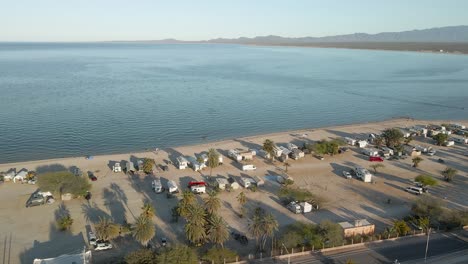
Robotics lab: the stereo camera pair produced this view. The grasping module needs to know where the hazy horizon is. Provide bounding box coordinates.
[2,0,468,42]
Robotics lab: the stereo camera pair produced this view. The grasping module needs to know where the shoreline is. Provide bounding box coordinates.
[1,117,465,169]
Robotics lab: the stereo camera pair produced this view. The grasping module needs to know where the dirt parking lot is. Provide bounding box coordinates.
[0,119,466,263]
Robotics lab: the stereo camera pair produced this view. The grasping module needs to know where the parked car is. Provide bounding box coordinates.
[342,171,352,179]
[405,186,423,195]
[88,172,97,181]
[89,232,97,247]
[94,241,112,251]
[369,156,384,162]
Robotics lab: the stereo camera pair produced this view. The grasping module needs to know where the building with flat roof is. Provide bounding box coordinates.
[339,219,375,238]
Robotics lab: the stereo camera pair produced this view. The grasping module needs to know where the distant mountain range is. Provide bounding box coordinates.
[205,26,468,44]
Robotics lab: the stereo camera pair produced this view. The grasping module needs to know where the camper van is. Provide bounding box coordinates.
[188,181,206,194]
[242,164,257,171]
[354,167,372,183]
[152,178,163,193]
[167,180,179,193]
[405,186,423,195]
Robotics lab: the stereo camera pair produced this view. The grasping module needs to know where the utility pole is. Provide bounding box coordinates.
[424,227,432,262]
[281,243,290,264]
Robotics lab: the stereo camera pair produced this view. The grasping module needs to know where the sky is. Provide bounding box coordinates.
[1,0,468,41]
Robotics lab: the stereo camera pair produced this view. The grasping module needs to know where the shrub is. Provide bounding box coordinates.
[38,171,91,197]
[125,249,157,264]
[203,247,237,264]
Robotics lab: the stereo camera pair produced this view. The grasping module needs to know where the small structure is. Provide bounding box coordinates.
[186,156,206,171]
[167,180,179,193]
[353,167,372,183]
[14,170,27,183]
[399,128,412,138]
[290,148,305,160]
[444,140,455,146]
[227,177,240,190]
[239,177,255,188]
[278,146,291,161]
[361,148,379,157]
[380,147,394,157]
[199,152,223,165]
[112,162,122,173]
[344,137,356,146]
[404,145,421,157]
[137,160,144,172]
[125,161,135,173]
[286,143,298,150]
[228,149,254,162]
[356,140,367,148]
[215,178,229,190]
[339,219,375,238]
[272,145,283,157]
[257,149,271,159]
[176,156,188,170]
[252,176,264,187]
[3,169,16,182]
[61,193,73,201]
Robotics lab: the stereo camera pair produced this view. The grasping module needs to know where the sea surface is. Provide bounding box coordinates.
[0,43,467,163]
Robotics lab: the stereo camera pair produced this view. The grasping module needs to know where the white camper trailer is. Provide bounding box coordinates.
[167,180,179,193]
[354,167,372,183]
[356,140,368,148]
[242,164,257,171]
[344,137,356,146]
[112,162,122,173]
[215,178,229,190]
[176,156,188,170]
[125,161,135,173]
[361,148,379,157]
[300,202,313,213]
[239,177,255,188]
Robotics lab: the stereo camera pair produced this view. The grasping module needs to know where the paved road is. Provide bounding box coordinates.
[254,231,468,264]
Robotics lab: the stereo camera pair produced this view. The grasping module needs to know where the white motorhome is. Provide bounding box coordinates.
[112,162,122,173]
[444,140,455,146]
[287,201,302,214]
[405,186,423,195]
[287,143,298,150]
[300,202,313,213]
[176,156,188,170]
[356,140,368,148]
[125,161,136,173]
[361,148,379,157]
[354,167,372,183]
[167,180,179,193]
[344,137,356,146]
[239,177,255,188]
[242,164,257,171]
[215,178,229,190]
[152,178,163,193]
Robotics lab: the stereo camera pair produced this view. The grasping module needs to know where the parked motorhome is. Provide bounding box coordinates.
[227,177,240,190]
[278,146,291,161]
[167,180,179,193]
[414,145,429,153]
[450,123,466,130]
[405,186,423,195]
[353,167,372,183]
[239,177,255,188]
[344,137,356,146]
[215,178,229,190]
[14,170,27,183]
[200,152,224,164]
[287,201,302,214]
[257,149,271,159]
[125,161,135,173]
[287,143,298,150]
[272,145,283,157]
[361,148,379,157]
[228,149,253,162]
[356,140,367,148]
[176,156,188,170]
[152,178,163,193]
[380,147,394,157]
[399,128,411,138]
[242,164,257,171]
[252,176,264,187]
[112,162,122,173]
[290,148,305,160]
[137,160,144,172]
[300,202,313,213]
[186,156,206,171]
[188,181,206,194]
[444,140,455,147]
[451,136,468,144]
[404,146,421,157]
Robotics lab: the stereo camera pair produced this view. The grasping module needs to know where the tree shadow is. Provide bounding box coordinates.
[81,202,112,224]
[36,164,68,174]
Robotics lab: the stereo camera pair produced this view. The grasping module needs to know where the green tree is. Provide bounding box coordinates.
[125,249,158,264]
[141,202,155,219]
[142,158,155,174]
[133,215,155,246]
[415,175,437,186]
[284,162,291,173]
[369,163,385,173]
[38,171,91,198]
[346,260,356,264]
[178,190,196,218]
[204,247,238,264]
[412,196,444,220]
[249,213,263,248]
[393,220,410,236]
[318,220,343,247]
[184,204,207,245]
[433,133,448,146]
[278,186,322,207]
[442,167,457,182]
[157,244,198,264]
[374,136,384,148]
[412,157,423,168]
[94,217,120,241]
[204,191,221,216]
[207,148,220,176]
[418,216,430,234]
[382,128,404,148]
[207,214,229,248]
[261,213,279,250]
[263,139,276,160]
[57,214,73,231]
[236,191,247,217]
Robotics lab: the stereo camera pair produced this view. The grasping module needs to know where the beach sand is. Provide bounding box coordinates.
[1,118,467,263]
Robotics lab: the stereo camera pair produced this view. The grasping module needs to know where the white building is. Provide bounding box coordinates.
[176,156,189,170]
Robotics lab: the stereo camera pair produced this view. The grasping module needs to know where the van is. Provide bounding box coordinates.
[405,186,423,195]
[242,164,256,171]
[152,178,163,193]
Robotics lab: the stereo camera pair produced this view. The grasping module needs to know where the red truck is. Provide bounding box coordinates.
[369,156,384,162]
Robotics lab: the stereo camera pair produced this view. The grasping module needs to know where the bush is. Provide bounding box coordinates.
[38,171,91,197]
[411,196,444,220]
[142,158,155,174]
[125,249,157,264]
[415,175,437,186]
[203,247,237,264]
[57,215,73,231]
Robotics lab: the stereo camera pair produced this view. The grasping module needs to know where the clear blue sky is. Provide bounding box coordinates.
[1,0,467,41]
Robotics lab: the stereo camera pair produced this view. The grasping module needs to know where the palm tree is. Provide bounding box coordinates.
[207,148,220,176]
[133,215,155,246]
[261,213,279,251]
[204,191,221,215]
[141,202,155,219]
[57,214,73,231]
[178,190,196,218]
[185,204,207,245]
[248,214,263,248]
[412,157,423,168]
[236,192,247,217]
[207,214,229,248]
[95,217,120,241]
[263,139,275,160]
[284,162,291,173]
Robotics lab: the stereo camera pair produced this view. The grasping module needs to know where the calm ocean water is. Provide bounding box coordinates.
[0,43,467,163]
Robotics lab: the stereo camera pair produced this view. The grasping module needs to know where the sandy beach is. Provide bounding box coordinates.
[1,118,467,263]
